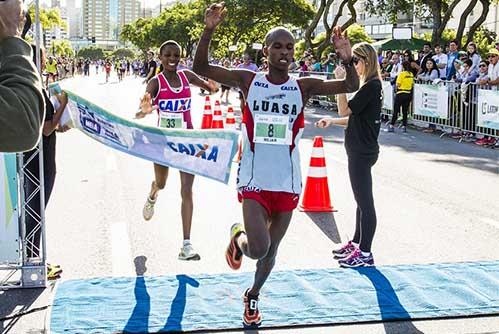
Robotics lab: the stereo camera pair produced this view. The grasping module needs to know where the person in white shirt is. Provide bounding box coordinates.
[432,44,447,79]
[480,49,499,91]
[389,53,402,79]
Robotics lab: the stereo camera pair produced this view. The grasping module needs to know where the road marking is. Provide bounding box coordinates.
[106,154,118,172]
[481,217,499,230]
[110,222,133,277]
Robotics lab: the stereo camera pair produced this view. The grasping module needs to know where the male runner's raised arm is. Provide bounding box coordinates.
[298,27,359,103]
[192,2,254,96]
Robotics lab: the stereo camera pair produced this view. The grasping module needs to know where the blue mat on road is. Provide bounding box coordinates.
[50,261,499,333]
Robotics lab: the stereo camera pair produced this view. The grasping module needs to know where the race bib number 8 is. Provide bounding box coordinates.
[160,112,185,129]
[253,114,292,145]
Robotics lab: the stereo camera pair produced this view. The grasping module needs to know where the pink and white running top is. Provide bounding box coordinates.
[153,70,193,129]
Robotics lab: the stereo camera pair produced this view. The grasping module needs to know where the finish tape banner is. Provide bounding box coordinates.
[477,89,499,130]
[413,84,448,119]
[50,84,239,184]
[0,153,19,263]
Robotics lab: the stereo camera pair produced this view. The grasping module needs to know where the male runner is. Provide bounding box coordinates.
[193,2,359,326]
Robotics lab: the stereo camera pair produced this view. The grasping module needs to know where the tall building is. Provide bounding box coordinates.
[67,0,83,38]
[83,0,111,41]
[82,0,140,42]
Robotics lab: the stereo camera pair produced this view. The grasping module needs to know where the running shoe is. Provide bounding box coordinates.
[142,196,156,221]
[47,263,63,280]
[332,241,356,259]
[338,249,374,268]
[387,125,394,133]
[225,223,244,270]
[402,126,407,133]
[243,288,262,327]
[178,244,201,261]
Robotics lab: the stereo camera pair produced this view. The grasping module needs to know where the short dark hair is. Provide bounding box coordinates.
[464,59,473,67]
[424,42,431,48]
[450,39,459,46]
[434,44,441,48]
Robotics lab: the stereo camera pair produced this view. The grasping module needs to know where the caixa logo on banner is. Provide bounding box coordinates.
[77,103,126,148]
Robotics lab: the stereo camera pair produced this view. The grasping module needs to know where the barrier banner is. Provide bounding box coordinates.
[382,80,393,111]
[413,84,448,119]
[51,85,239,184]
[0,153,19,263]
[477,89,499,130]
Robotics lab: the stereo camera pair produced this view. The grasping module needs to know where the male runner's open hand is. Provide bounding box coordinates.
[204,2,227,30]
[331,26,352,63]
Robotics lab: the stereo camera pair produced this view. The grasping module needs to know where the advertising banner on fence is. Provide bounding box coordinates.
[413,84,448,119]
[382,80,393,111]
[477,89,499,130]
[0,153,19,263]
[51,84,239,184]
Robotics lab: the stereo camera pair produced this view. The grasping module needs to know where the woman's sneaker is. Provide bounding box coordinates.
[142,196,156,221]
[332,241,356,259]
[178,244,201,261]
[243,289,262,327]
[338,249,374,268]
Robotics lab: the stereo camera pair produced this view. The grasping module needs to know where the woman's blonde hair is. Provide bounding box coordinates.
[352,42,381,84]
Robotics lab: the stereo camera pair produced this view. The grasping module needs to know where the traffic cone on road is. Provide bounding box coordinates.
[225,106,236,129]
[299,136,336,212]
[201,96,213,129]
[211,100,224,129]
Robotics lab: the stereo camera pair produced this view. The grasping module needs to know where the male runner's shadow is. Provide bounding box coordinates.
[123,255,200,333]
[355,267,424,334]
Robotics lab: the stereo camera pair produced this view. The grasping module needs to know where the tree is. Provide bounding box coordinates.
[49,40,74,57]
[468,27,497,57]
[299,24,372,59]
[112,48,136,59]
[364,0,462,45]
[77,46,105,60]
[304,0,359,58]
[28,5,67,31]
[121,0,315,59]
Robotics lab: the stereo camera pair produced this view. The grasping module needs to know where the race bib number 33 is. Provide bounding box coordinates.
[253,114,292,145]
[160,112,185,129]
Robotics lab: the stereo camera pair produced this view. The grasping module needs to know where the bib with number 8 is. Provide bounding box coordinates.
[159,112,185,129]
[253,113,292,145]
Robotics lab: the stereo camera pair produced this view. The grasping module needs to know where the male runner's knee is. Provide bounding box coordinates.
[248,243,270,260]
[155,180,166,189]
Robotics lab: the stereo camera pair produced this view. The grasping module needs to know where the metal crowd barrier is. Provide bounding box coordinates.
[382,78,498,140]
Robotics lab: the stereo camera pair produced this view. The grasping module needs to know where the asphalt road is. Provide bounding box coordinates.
[1,73,499,334]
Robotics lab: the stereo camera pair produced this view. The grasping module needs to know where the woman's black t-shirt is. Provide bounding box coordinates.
[345,79,382,156]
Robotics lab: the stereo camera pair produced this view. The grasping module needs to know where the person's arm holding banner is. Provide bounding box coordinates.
[43,92,68,136]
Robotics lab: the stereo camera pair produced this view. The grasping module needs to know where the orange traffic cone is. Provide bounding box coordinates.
[225,106,236,129]
[299,136,336,212]
[201,96,213,129]
[211,100,224,129]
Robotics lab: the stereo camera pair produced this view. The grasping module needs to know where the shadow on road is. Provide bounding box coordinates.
[161,275,200,332]
[306,212,342,244]
[355,267,424,334]
[123,256,150,334]
[0,287,46,333]
[123,256,200,333]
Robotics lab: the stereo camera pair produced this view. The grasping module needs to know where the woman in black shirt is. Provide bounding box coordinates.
[316,42,382,267]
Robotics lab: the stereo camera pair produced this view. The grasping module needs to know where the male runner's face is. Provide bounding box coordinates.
[160,45,181,72]
[265,32,295,71]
